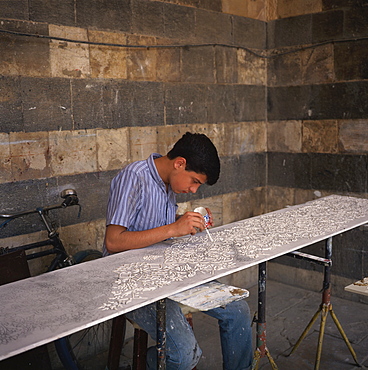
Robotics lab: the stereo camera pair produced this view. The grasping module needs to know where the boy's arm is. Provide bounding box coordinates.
[105,211,206,253]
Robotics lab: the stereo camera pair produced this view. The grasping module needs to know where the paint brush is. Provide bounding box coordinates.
[194,206,214,242]
[205,227,213,242]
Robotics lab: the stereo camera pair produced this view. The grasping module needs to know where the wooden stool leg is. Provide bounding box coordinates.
[133,328,148,370]
[107,315,127,370]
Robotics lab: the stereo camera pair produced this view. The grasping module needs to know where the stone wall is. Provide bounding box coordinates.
[266,0,368,299]
[0,0,367,296]
[0,0,267,275]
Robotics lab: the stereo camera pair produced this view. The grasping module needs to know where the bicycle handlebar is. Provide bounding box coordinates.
[0,190,79,220]
[61,194,79,208]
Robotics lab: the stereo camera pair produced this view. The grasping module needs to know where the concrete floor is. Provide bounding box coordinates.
[119,280,368,370]
[195,280,368,370]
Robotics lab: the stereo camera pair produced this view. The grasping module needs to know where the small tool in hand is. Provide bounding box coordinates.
[194,207,214,242]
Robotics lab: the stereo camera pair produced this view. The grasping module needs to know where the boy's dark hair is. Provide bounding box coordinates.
[167,132,220,185]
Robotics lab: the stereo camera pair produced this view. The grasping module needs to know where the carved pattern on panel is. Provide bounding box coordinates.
[100,196,368,310]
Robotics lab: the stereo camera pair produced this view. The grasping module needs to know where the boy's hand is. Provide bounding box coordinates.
[173,211,206,236]
[205,207,214,227]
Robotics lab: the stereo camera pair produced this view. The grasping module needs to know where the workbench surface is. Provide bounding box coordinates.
[1,195,368,360]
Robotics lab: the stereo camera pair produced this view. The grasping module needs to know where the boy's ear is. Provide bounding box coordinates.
[174,157,186,169]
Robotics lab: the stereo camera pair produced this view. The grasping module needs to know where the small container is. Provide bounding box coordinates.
[193,206,210,228]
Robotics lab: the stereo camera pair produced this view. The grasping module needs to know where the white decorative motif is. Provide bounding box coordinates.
[100,196,368,310]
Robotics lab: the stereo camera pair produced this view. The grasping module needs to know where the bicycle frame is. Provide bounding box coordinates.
[0,189,81,271]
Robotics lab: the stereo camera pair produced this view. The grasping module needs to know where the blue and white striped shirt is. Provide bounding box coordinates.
[103,153,178,255]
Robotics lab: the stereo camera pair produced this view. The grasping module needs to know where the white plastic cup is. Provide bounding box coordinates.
[193,206,210,228]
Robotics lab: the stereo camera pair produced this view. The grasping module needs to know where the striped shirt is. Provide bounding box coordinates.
[103,153,178,256]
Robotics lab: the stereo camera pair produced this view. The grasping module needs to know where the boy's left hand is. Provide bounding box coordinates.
[205,208,214,227]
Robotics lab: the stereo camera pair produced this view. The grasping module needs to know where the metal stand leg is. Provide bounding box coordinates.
[156,298,166,370]
[288,237,361,369]
[252,262,278,370]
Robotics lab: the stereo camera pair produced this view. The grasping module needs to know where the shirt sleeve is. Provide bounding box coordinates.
[106,169,142,229]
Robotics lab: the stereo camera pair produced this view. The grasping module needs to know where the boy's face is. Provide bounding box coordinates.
[170,168,207,194]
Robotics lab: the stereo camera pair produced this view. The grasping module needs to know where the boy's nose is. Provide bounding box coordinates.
[190,185,200,194]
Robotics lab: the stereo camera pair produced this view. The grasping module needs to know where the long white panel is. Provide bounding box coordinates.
[1,195,368,360]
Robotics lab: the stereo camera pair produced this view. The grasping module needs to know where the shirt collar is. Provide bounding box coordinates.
[147,153,167,190]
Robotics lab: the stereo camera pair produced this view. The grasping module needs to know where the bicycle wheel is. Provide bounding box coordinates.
[55,249,114,370]
[55,318,113,370]
[73,249,102,263]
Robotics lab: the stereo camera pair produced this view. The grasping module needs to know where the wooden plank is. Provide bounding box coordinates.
[345,278,368,297]
[169,281,249,311]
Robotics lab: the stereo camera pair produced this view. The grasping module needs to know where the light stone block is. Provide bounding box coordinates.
[49,25,91,78]
[223,191,246,225]
[9,131,50,181]
[237,49,266,86]
[2,219,105,276]
[127,35,157,81]
[1,230,45,249]
[302,120,338,153]
[275,0,322,19]
[0,133,12,184]
[59,219,105,256]
[247,0,267,21]
[129,126,158,162]
[223,122,267,156]
[157,125,192,155]
[49,129,97,176]
[339,120,368,153]
[191,123,225,158]
[240,121,267,154]
[223,188,266,225]
[302,44,334,85]
[267,120,302,152]
[222,0,267,20]
[222,0,248,16]
[97,128,129,171]
[267,0,278,20]
[89,30,127,79]
[0,23,50,78]
[156,38,181,82]
[266,186,295,212]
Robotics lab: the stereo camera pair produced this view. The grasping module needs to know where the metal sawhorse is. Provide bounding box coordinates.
[252,236,361,370]
[288,237,360,369]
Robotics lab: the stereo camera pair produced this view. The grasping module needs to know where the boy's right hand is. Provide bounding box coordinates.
[173,211,206,236]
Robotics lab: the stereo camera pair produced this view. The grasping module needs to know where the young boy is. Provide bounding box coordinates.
[103,132,252,370]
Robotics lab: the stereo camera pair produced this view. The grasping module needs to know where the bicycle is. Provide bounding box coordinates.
[0,189,111,370]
